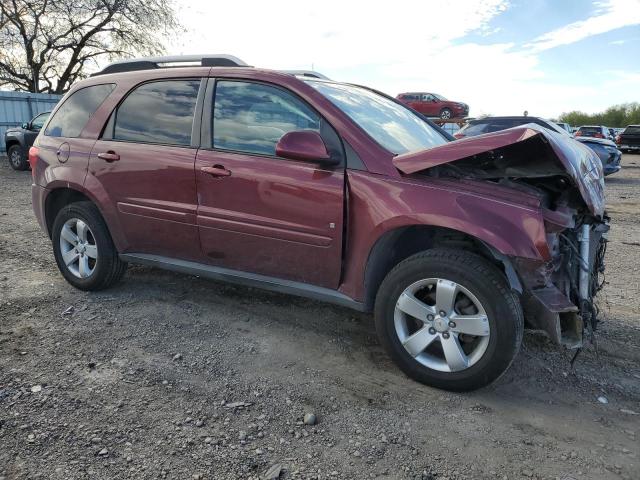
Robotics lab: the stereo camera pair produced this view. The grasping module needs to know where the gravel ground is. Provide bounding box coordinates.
[0,154,638,480]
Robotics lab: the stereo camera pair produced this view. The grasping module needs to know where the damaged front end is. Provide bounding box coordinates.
[393,125,610,348]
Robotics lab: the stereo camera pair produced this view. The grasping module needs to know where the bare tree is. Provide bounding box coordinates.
[0,0,180,93]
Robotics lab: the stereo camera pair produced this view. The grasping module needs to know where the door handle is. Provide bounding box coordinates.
[97,151,120,162]
[201,165,231,177]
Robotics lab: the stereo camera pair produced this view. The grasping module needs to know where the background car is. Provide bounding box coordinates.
[574,125,612,140]
[3,111,50,170]
[616,125,640,153]
[454,116,622,175]
[555,122,573,134]
[396,92,469,119]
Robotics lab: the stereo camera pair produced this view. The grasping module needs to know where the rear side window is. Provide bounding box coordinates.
[213,81,320,156]
[112,80,200,146]
[45,84,115,138]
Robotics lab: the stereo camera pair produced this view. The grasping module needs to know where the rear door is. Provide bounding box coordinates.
[194,79,345,288]
[421,94,438,116]
[88,79,203,260]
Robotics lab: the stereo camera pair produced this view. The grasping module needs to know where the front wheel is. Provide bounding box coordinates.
[8,145,28,170]
[374,249,523,391]
[52,201,127,291]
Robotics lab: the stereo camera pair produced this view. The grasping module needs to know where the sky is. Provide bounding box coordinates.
[168,0,640,118]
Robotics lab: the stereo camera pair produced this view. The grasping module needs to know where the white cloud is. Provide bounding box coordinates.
[162,0,637,117]
[525,0,640,52]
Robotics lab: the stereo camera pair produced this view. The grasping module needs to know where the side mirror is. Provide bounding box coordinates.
[21,122,29,129]
[275,130,338,165]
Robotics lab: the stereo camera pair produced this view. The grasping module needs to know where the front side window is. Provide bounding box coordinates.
[30,112,50,130]
[113,80,200,146]
[308,81,448,155]
[45,84,115,138]
[213,81,320,156]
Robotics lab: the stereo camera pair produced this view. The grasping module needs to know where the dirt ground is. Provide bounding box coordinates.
[0,154,638,480]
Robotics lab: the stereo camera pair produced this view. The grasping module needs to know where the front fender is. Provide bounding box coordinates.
[340,171,549,301]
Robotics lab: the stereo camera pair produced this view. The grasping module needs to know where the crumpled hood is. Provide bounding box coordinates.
[393,124,606,217]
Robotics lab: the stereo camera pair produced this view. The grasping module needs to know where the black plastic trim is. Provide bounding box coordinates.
[119,253,366,312]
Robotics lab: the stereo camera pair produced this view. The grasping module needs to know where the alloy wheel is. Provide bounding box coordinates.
[10,149,22,168]
[59,218,98,278]
[394,278,490,372]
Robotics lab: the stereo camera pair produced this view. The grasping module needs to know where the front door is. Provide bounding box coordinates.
[195,79,345,289]
[89,79,202,260]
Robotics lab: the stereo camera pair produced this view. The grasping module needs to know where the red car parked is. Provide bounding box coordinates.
[396,92,469,119]
[30,55,608,391]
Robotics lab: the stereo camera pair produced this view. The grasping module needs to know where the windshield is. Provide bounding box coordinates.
[307,81,448,155]
[433,93,448,101]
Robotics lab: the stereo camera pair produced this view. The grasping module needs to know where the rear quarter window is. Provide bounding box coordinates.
[45,84,115,138]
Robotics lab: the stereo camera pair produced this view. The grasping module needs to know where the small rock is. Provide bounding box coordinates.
[597,396,608,404]
[90,437,102,444]
[30,385,42,393]
[98,448,108,456]
[225,401,252,409]
[195,419,204,427]
[27,434,35,443]
[620,409,638,415]
[172,353,183,361]
[255,448,264,455]
[238,430,247,441]
[303,413,317,425]
[62,306,75,316]
[262,463,283,480]
[204,437,213,444]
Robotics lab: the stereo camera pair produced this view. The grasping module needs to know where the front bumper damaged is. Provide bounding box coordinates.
[514,219,609,348]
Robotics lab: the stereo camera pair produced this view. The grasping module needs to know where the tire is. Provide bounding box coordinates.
[374,249,523,391]
[439,108,453,120]
[8,144,28,171]
[51,201,127,291]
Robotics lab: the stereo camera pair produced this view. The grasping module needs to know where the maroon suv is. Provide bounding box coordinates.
[30,55,608,391]
[396,92,469,119]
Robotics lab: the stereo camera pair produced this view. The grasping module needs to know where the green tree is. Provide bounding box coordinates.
[559,103,640,128]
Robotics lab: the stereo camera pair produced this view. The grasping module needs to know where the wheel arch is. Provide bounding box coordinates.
[43,185,125,249]
[5,138,22,152]
[362,224,522,311]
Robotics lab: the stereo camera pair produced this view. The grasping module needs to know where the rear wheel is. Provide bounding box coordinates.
[8,144,28,170]
[52,201,127,290]
[374,249,523,391]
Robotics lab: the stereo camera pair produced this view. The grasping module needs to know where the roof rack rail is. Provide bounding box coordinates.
[281,70,331,80]
[92,54,249,76]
